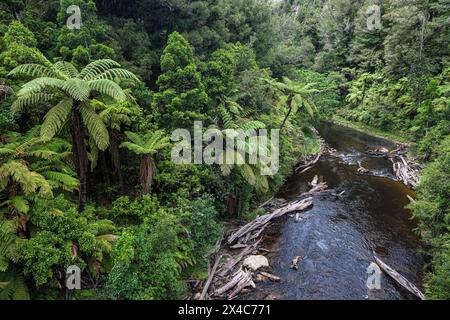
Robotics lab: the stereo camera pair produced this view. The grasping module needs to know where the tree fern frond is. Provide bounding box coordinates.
[303,98,316,117]
[92,68,140,82]
[18,77,66,96]
[53,61,79,78]
[9,64,60,79]
[123,131,145,147]
[88,79,127,101]
[0,160,52,196]
[79,103,110,150]
[119,141,148,155]
[240,164,256,186]
[40,99,72,142]
[11,93,56,114]
[78,59,121,80]
[62,78,90,101]
[41,171,79,192]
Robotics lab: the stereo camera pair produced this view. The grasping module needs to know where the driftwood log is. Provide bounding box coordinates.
[374,255,425,300]
[367,145,422,188]
[227,197,314,245]
[199,255,222,300]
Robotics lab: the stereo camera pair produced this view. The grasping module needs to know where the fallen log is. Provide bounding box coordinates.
[214,269,248,297]
[218,241,261,277]
[199,255,222,300]
[227,197,314,244]
[374,255,425,300]
[259,272,281,282]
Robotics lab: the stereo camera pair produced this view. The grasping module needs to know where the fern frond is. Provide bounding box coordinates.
[11,93,56,114]
[61,78,90,101]
[79,103,110,150]
[53,61,79,78]
[240,164,256,186]
[123,131,144,147]
[18,77,66,96]
[88,79,127,101]
[303,98,316,117]
[40,99,72,142]
[119,141,148,155]
[41,171,79,192]
[9,64,60,79]
[92,68,140,82]
[0,160,52,196]
[78,59,121,80]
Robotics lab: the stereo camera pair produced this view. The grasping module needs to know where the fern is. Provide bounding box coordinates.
[80,103,110,150]
[40,98,72,142]
[88,79,127,101]
[78,59,122,80]
[0,272,30,300]
[18,77,65,96]
[53,61,79,78]
[9,64,60,79]
[11,93,56,114]
[62,78,90,101]
[92,68,140,82]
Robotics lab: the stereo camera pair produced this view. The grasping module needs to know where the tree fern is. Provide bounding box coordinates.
[10,58,139,211]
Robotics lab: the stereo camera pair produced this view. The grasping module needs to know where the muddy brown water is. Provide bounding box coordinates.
[243,122,424,300]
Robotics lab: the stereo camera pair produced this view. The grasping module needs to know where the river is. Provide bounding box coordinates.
[244,122,424,300]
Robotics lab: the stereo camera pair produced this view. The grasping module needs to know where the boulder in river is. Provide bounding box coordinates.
[243,255,269,271]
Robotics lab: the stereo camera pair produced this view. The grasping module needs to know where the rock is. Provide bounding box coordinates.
[243,255,269,271]
[290,256,302,270]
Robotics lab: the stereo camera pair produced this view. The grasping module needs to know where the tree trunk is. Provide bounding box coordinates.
[140,154,155,195]
[71,104,89,212]
[280,96,293,131]
[109,129,123,190]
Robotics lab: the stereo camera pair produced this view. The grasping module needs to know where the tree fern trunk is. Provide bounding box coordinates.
[280,96,293,131]
[109,129,123,190]
[140,154,150,195]
[71,103,88,212]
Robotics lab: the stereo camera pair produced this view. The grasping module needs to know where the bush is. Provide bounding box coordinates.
[410,135,450,299]
[190,195,223,255]
[104,209,191,300]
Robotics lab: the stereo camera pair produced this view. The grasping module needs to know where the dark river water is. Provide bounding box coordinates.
[244,122,424,300]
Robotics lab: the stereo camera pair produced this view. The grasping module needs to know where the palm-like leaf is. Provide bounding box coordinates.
[77,59,121,80]
[79,103,110,150]
[40,99,72,142]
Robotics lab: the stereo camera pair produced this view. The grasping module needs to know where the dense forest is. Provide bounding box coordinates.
[0,0,448,300]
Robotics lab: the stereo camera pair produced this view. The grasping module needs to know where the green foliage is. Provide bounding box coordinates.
[22,195,116,286]
[152,32,209,130]
[410,136,450,299]
[104,209,191,300]
[189,195,223,255]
